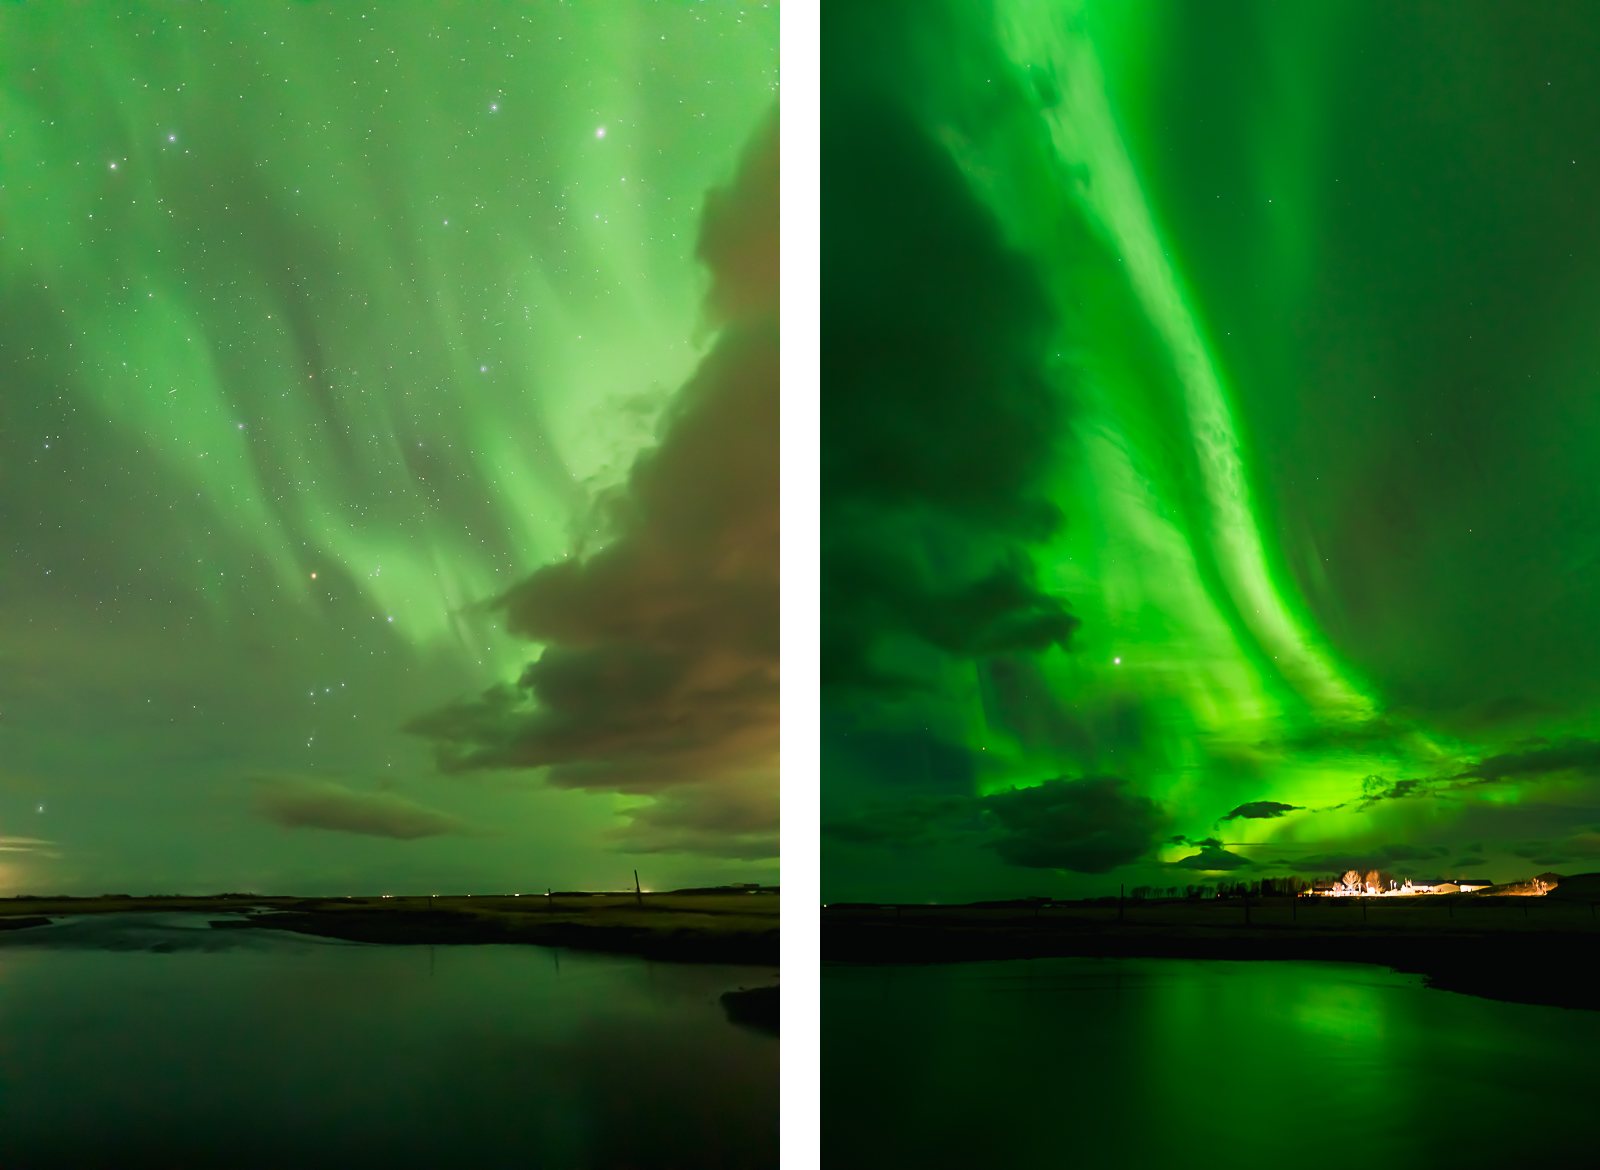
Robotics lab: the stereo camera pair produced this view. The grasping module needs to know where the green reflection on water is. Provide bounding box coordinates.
[825,958,1598,1170]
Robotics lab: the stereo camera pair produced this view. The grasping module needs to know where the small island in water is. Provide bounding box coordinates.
[825,871,1600,1012]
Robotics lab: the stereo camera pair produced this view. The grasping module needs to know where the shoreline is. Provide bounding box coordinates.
[221,909,778,965]
[0,892,779,968]
[824,897,1600,1011]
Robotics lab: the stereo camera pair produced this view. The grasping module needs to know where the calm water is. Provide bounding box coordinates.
[826,957,1600,1169]
[0,914,776,1168]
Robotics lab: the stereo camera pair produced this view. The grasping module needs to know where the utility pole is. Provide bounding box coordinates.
[634,869,643,908]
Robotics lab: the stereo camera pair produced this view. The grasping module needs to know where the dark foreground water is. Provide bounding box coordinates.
[826,957,1600,1169]
[0,914,776,1169]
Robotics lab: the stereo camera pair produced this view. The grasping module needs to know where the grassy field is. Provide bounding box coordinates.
[0,891,779,964]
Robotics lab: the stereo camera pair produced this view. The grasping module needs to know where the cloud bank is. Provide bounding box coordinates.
[826,776,1165,875]
[407,114,779,860]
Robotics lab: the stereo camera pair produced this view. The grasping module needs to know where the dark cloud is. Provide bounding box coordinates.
[825,776,1165,874]
[1261,717,1415,753]
[1301,737,1600,825]
[1452,738,1600,784]
[407,115,778,860]
[1172,842,1253,871]
[1319,738,1600,818]
[1221,800,1303,821]
[252,776,473,840]
[981,777,1164,873]
[824,720,977,795]
[821,99,1075,694]
[1323,774,1427,810]
[1537,831,1600,859]
[1435,696,1562,735]
[823,794,984,849]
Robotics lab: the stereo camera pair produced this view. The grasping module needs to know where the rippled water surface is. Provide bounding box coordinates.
[0,914,776,1168]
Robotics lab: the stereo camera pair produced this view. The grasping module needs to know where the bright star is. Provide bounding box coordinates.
[594,126,607,139]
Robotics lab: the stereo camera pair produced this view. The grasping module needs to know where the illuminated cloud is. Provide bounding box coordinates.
[409,116,778,860]
[252,776,475,841]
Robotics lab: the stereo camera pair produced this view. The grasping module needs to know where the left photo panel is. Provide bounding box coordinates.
[0,4,778,1167]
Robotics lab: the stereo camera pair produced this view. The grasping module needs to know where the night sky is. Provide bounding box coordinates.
[824,0,1600,900]
[0,4,777,894]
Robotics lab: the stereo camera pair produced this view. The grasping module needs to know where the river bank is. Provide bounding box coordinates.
[0,892,779,967]
[824,896,1600,1010]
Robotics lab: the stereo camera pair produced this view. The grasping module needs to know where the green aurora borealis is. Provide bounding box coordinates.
[824,0,1600,899]
[1,4,777,893]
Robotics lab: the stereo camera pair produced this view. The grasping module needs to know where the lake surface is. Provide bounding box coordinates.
[0,914,776,1168]
[826,957,1600,1169]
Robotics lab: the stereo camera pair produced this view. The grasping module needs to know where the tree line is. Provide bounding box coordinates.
[1127,876,1314,901]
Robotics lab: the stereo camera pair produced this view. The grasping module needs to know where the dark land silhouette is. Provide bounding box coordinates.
[0,888,779,966]
[825,874,1600,1010]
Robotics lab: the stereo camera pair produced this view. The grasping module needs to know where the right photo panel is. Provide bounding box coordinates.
[823,2,1600,1166]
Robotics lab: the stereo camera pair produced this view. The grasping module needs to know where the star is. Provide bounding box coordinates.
[595,126,607,139]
